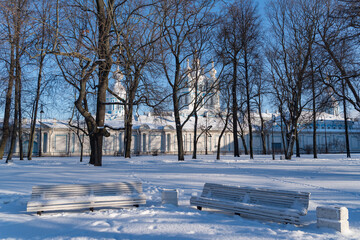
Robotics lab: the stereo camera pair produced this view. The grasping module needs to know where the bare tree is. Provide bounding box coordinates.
[317,0,360,110]
[237,0,261,160]
[68,106,87,162]
[316,0,359,158]
[0,0,29,162]
[266,0,319,159]
[51,0,123,166]
[27,0,54,160]
[0,2,15,160]
[156,0,216,161]
[253,61,268,155]
[216,80,231,160]
[108,0,162,158]
[188,22,220,159]
[217,3,242,157]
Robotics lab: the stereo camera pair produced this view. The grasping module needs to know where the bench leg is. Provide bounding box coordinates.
[37,211,42,216]
[133,204,139,208]
[197,206,202,211]
[90,208,94,212]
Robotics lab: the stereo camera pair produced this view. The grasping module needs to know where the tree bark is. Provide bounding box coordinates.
[217,113,230,160]
[123,72,142,158]
[312,58,317,158]
[90,0,114,166]
[173,89,184,161]
[28,53,45,159]
[232,59,240,157]
[245,53,253,159]
[0,43,15,160]
[237,118,248,155]
[17,60,23,160]
[342,80,351,158]
[124,120,133,158]
[192,111,198,159]
[258,102,266,154]
[7,65,20,162]
[296,128,300,157]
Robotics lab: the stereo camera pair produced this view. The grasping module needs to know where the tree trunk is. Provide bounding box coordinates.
[7,70,20,162]
[6,124,17,162]
[80,141,84,162]
[90,0,114,166]
[296,128,300,157]
[124,101,131,158]
[312,97,317,158]
[93,133,103,166]
[257,97,266,154]
[238,121,248,155]
[0,44,15,160]
[217,113,230,160]
[17,61,23,160]
[280,115,286,157]
[311,58,317,158]
[124,120,132,158]
[285,125,296,160]
[245,53,253,159]
[172,58,185,161]
[173,94,184,160]
[232,60,240,157]
[89,133,96,165]
[192,112,198,159]
[94,76,108,166]
[124,75,140,158]
[216,128,226,160]
[28,54,45,160]
[342,81,351,158]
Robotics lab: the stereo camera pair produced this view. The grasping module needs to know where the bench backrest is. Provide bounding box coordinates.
[201,183,310,213]
[31,182,143,200]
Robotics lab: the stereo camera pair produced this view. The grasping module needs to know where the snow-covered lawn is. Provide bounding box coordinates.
[1,154,360,240]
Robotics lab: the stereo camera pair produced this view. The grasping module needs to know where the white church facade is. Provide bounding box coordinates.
[3,109,360,158]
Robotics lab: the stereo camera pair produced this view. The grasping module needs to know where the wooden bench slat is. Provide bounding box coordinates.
[27,198,146,211]
[190,197,301,224]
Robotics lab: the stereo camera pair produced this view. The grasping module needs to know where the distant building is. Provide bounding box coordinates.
[1,60,360,157]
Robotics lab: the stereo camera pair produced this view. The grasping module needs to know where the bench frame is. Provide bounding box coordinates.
[190,183,310,225]
[27,182,146,215]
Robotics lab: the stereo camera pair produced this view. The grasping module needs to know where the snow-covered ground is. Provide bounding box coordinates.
[1,154,360,240]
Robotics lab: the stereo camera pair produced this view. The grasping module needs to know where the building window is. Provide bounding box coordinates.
[43,133,48,153]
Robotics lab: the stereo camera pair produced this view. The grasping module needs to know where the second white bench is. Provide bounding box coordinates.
[190,183,310,225]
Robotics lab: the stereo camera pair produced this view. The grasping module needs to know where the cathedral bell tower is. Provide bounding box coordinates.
[178,58,220,116]
[106,66,126,119]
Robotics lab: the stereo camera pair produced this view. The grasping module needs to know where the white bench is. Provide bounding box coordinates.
[190,183,310,225]
[27,182,146,215]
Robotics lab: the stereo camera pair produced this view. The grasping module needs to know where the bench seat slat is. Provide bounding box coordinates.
[190,197,301,224]
[27,199,147,212]
[28,193,146,206]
